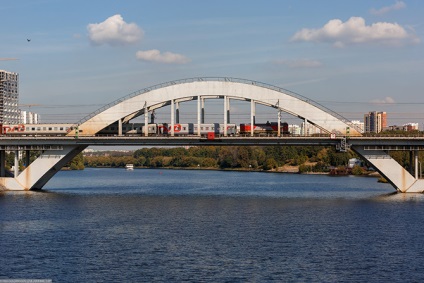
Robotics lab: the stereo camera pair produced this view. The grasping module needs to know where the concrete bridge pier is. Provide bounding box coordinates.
[224,96,227,136]
[171,99,175,137]
[0,145,87,190]
[14,150,19,177]
[0,150,21,177]
[226,96,231,124]
[145,102,149,137]
[277,109,281,137]
[25,150,30,169]
[201,97,205,123]
[176,101,180,124]
[250,100,255,137]
[352,146,424,193]
[416,150,421,179]
[197,96,201,135]
[0,151,5,177]
[118,119,123,136]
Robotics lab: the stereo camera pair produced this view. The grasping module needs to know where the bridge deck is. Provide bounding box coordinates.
[2,136,424,147]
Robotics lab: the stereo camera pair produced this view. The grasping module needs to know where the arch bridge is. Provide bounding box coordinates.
[1,77,423,193]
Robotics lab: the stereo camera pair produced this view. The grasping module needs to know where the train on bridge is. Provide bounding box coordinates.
[0,122,290,137]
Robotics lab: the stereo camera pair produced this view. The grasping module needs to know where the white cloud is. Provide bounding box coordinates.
[274,58,322,68]
[87,14,143,46]
[370,1,406,16]
[291,17,419,47]
[370,96,396,104]
[136,49,190,64]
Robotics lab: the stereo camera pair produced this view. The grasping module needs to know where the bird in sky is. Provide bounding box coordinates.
[27,39,31,42]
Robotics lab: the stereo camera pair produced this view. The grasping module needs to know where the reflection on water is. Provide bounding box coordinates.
[45,168,396,198]
[373,192,424,202]
[1,168,424,282]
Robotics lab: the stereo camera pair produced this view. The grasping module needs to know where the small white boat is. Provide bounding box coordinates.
[125,164,134,170]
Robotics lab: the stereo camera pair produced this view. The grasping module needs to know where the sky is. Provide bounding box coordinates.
[1,0,424,128]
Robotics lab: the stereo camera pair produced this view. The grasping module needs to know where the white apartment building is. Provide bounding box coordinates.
[0,70,20,124]
[301,122,322,136]
[20,110,40,124]
[288,124,301,135]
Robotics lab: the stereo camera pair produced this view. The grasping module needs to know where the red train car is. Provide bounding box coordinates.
[239,122,289,135]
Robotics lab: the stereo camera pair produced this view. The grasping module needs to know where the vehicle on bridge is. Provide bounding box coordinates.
[94,123,238,136]
[239,122,289,136]
[1,123,72,135]
[0,121,288,137]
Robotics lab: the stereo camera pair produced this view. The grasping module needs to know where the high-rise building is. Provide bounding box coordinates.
[20,110,40,124]
[0,70,20,124]
[364,111,387,133]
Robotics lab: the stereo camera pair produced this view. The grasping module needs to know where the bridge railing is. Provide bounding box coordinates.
[72,77,361,133]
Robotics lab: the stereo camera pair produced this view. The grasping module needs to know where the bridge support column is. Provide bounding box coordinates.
[118,119,123,136]
[144,103,148,137]
[201,98,205,124]
[171,99,175,137]
[276,100,281,137]
[14,150,19,177]
[277,109,281,137]
[352,146,424,193]
[0,145,88,190]
[25,150,30,168]
[151,110,155,124]
[226,97,230,124]
[0,150,5,177]
[34,145,86,190]
[415,150,419,179]
[197,96,201,136]
[409,151,414,175]
[176,102,180,124]
[250,100,255,137]
[224,95,227,137]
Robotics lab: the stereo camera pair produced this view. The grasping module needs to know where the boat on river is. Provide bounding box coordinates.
[125,164,134,170]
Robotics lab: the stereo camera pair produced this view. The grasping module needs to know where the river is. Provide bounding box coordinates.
[1,168,424,282]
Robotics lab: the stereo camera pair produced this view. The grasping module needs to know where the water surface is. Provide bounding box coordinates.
[1,169,423,282]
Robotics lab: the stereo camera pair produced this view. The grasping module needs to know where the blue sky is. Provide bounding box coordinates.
[1,0,424,127]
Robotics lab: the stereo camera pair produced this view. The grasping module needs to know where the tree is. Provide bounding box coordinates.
[326,148,352,167]
[218,147,239,168]
[299,164,312,173]
[237,146,250,168]
[69,153,84,170]
[351,165,365,175]
[251,147,266,167]
[263,158,277,170]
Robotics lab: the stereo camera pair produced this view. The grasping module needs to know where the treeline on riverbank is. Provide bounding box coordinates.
[84,146,359,173]
[78,131,424,173]
[4,145,422,175]
[83,145,424,175]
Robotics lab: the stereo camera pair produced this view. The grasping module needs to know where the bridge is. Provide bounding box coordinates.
[0,77,423,193]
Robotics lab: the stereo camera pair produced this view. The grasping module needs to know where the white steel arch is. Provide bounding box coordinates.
[68,77,361,136]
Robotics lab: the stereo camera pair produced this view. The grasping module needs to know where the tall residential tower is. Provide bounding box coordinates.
[0,70,20,124]
[364,111,387,133]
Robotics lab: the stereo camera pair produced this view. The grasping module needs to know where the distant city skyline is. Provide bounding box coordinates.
[1,0,423,127]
